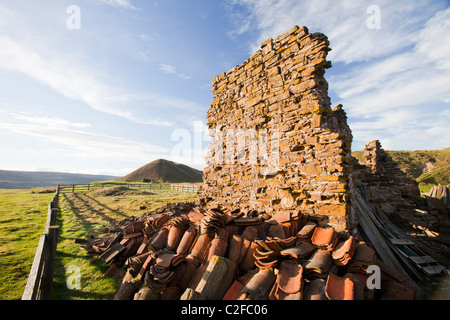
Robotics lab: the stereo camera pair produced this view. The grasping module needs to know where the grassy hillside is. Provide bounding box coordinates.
[0,170,119,189]
[352,147,450,186]
[121,159,203,183]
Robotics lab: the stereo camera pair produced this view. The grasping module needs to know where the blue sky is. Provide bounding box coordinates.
[0,0,449,176]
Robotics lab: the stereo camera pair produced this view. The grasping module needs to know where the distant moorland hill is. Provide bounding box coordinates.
[352,147,450,185]
[0,170,119,189]
[121,159,203,183]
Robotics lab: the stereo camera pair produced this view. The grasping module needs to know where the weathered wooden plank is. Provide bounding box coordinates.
[355,191,409,276]
[22,235,47,300]
[390,239,415,246]
[40,226,59,300]
[44,207,58,234]
[99,243,126,264]
[409,256,437,265]
[421,265,446,276]
[357,189,447,280]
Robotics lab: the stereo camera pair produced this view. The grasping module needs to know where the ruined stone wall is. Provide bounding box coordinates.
[354,140,426,228]
[199,26,355,232]
[361,140,420,197]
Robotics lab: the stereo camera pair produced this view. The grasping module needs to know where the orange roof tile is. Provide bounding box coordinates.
[325,272,355,300]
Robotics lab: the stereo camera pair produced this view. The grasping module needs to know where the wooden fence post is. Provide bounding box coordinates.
[40,226,59,300]
[22,187,60,300]
[22,235,46,300]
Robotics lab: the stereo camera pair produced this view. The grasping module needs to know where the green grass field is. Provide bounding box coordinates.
[0,184,198,300]
[0,189,54,300]
[51,186,197,300]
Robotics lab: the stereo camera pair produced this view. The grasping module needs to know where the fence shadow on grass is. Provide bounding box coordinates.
[60,193,96,236]
[67,192,126,230]
[51,196,121,300]
[51,252,117,300]
[83,194,130,219]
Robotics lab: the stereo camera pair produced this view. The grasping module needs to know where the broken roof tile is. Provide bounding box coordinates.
[268,223,287,239]
[204,236,228,263]
[233,216,261,226]
[123,220,145,234]
[269,282,302,300]
[227,234,244,263]
[255,258,278,270]
[187,233,213,265]
[332,235,356,266]
[167,226,185,251]
[276,260,303,294]
[282,220,303,238]
[343,273,366,300]
[352,242,377,263]
[241,268,276,298]
[303,249,332,278]
[176,225,197,255]
[281,241,315,260]
[241,226,259,241]
[188,209,204,225]
[303,278,327,300]
[347,242,377,274]
[296,221,317,241]
[91,194,425,301]
[223,280,245,300]
[311,227,337,250]
[149,228,169,250]
[240,241,258,272]
[156,253,177,269]
[325,272,355,300]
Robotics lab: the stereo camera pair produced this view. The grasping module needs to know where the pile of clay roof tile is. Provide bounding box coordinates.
[88,203,418,300]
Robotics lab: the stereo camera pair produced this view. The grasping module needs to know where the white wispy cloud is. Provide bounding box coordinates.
[107,92,202,118]
[332,7,450,107]
[159,64,177,74]
[159,64,192,81]
[0,36,132,122]
[231,0,441,63]
[229,0,450,150]
[1,122,167,161]
[11,113,91,129]
[0,4,203,128]
[178,74,192,81]
[98,0,136,10]
[330,7,450,150]
[0,34,200,127]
